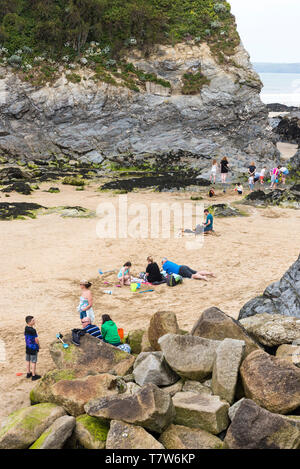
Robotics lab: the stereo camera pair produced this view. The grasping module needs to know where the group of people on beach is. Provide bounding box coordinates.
[210,158,289,193]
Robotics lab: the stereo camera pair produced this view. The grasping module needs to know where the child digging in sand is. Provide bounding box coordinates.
[24,316,41,381]
[118,261,132,286]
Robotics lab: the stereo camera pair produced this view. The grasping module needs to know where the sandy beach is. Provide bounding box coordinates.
[0,179,300,422]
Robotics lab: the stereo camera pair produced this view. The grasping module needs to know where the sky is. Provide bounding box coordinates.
[229,0,300,63]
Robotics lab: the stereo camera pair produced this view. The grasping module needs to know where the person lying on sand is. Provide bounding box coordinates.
[117,261,132,286]
[161,257,215,281]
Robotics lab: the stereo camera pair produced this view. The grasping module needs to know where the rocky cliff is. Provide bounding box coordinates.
[0,41,279,175]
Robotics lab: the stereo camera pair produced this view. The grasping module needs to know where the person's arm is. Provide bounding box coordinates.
[101,324,107,339]
[82,291,93,311]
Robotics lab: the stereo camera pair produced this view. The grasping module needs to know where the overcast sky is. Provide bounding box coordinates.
[229,0,300,63]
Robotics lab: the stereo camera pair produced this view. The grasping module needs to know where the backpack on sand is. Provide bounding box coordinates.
[167,274,183,287]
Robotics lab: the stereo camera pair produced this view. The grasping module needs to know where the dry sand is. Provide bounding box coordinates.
[277,141,298,160]
[0,180,300,423]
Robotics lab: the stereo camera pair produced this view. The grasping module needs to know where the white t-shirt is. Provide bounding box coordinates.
[260,168,266,177]
[211,164,218,174]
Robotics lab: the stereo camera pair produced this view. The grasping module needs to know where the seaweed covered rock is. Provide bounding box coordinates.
[172,392,229,435]
[74,415,109,449]
[239,255,300,319]
[208,204,243,217]
[133,352,179,387]
[85,383,175,433]
[158,334,220,381]
[106,420,164,449]
[240,314,300,347]
[148,311,180,351]
[126,329,145,354]
[2,181,32,195]
[0,403,66,449]
[30,369,77,404]
[29,415,75,450]
[0,202,44,220]
[192,307,260,357]
[243,188,300,208]
[240,350,300,414]
[225,399,300,449]
[159,424,225,449]
[49,333,135,377]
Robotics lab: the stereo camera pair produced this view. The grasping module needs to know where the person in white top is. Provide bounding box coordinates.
[260,167,266,185]
[279,167,289,185]
[210,159,218,184]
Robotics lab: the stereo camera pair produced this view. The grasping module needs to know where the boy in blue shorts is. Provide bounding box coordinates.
[25,316,41,381]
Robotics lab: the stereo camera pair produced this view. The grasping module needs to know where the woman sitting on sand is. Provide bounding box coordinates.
[101,314,122,347]
[145,256,165,284]
[78,280,95,322]
[117,261,132,286]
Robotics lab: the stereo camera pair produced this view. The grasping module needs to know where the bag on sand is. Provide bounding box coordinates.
[167,274,183,287]
[117,343,131,354]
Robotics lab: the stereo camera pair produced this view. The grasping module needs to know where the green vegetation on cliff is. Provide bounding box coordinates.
[0,0,239,59]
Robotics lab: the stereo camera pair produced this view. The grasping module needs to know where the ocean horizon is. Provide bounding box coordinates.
[258,72,300,107]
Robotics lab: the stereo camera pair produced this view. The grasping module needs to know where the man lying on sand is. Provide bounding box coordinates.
[162,258,215,281]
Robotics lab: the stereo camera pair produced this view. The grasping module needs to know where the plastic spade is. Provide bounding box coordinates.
[56,333,69,349]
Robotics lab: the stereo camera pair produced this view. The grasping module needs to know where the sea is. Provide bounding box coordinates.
[258,72,300,107]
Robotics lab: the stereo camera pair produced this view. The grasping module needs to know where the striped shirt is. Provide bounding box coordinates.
[83,324,102,339]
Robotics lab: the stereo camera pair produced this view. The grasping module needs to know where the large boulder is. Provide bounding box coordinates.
[49,373,120,416]
[148,311,180,351]
[49,333,135,376]
[158,334,220,381]
[225,399,300,449]
[85,383,175,434]
[240,314,300,347]
[126,329,145,354]
[240,350,300,414]
[74,415,109,449]
[29,415,75,449]
[192,307,260,356]
[133,352,179,387]
[172,392,229,435]
[212,338,245,404]
[239,255,300,319]
[0,404,66,449]
[30,369,77,404]
[159,424,225,449]
[106,420,164,449]
[182,380,212,396]
[276,344,300,367]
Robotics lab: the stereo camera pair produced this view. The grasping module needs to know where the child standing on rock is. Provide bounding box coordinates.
[24,316,41,381]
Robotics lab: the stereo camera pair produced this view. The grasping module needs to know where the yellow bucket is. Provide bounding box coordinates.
[130,283,138,292]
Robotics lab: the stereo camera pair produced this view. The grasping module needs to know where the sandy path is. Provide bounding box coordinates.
[0,182,300,422]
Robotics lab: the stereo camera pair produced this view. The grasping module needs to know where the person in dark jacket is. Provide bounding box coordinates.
[145,256,165,284]
[101,315,121,346]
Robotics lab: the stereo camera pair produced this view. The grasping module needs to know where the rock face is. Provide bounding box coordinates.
[240,350,300,414]
[240,314,300,347]
[0,404,66,450]
[158,334,220,381]
[239,255,300,319]
[172,392,229,435]
[159,424,224,450]
[212,338,245,404]
[74,415,109,449]
[192,307,260,357]
[106,420,164,450]
[85,383,175,433]
[243,188,300,208]
[225,399,300,449]
[148,311,180,351]
[29,415,75,450]
[0,41,278,173]
[133,352,179,387]
[49,333,135,376]
[30,369,77,404]
[49,373,120,416]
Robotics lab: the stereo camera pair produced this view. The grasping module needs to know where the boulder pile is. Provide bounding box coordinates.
[1,308,300,450]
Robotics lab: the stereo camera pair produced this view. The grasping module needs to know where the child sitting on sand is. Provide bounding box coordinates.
[118,261,132,286]
[24,316,41,381]
[235,183,243,195]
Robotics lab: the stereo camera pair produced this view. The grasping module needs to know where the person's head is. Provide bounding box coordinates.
[25,315,35,326]
[80,279,92,290]
[81,317,91,327]
[102,314,112,324]
[147,256,153,264]
[123,261,131,268]
[204,209,209,215]
[222,157,228,162]
[250,161,255,166]
[212,159,217,165]
[161,257,168,265]
[278,165,281,170]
